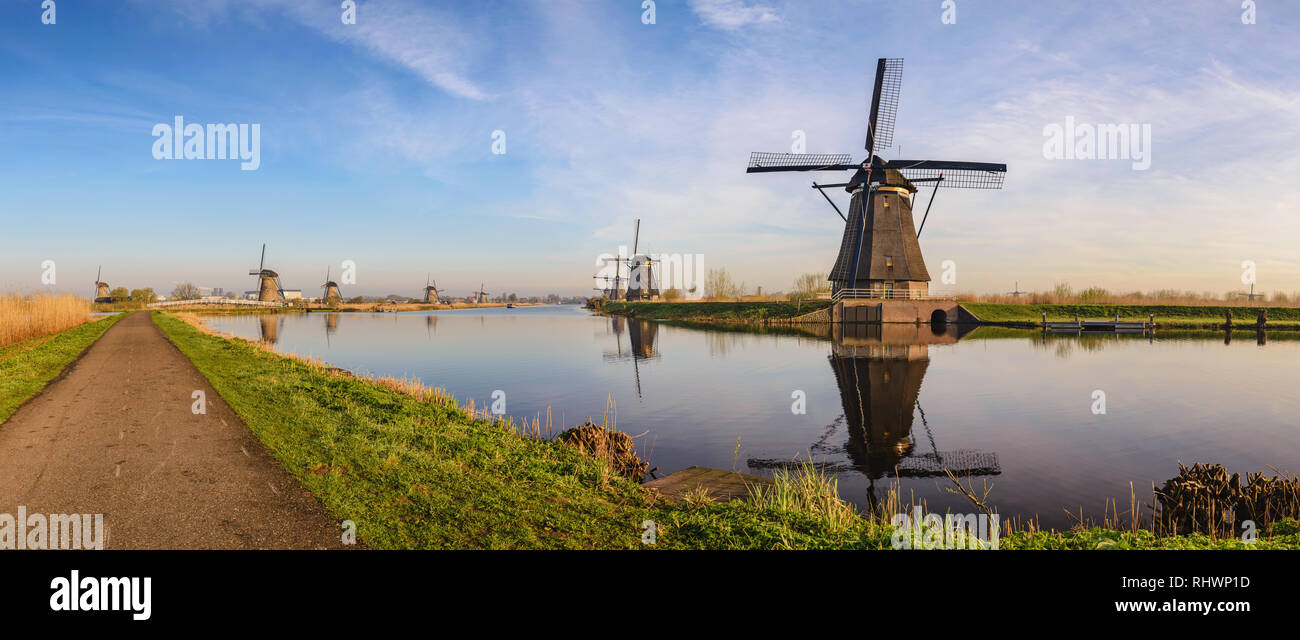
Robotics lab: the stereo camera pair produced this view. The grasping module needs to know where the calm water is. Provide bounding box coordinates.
[204,305,1300,529]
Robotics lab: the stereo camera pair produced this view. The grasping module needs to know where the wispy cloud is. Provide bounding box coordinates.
[152,0,489,100]
[689,0,780,30]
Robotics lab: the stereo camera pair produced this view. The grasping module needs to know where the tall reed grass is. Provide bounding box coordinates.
[0,293,92,349]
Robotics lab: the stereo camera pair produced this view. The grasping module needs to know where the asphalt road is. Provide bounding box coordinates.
[0,312,347,549]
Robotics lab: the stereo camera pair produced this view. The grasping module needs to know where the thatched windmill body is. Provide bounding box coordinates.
[93,266,111,303]
[423,274,439,304]
[320,266,342,303]
[248,244,285,304]
[746,58,1007,299]
[475,283,488,305]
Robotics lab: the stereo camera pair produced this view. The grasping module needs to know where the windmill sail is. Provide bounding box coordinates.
[746,152,855,173]
[885,160,1007,189]
[866,58,903,156]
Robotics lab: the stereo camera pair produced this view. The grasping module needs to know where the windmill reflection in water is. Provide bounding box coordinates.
[749,323,1001,512]
[603,316,660,398]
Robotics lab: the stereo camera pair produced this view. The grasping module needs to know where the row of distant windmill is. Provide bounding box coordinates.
[247,244,490,305]
[92,244,491,305]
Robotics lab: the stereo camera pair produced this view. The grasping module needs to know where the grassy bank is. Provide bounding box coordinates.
[0,313,125,423]
[961,302,1300,329]
[156,311,888,549]
[153,312,1300,549]
[601,300,832,323]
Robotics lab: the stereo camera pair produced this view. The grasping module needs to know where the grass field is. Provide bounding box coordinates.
[0,313,125,423]
[961,302,1300,328]
[150,311,1300,549]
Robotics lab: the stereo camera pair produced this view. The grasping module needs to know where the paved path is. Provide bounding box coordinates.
[0,312,345,549]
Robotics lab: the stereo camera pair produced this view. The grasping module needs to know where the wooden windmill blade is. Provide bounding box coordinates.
[745,152,856,173]
[865,58,903,157]
[884,160,1007,189]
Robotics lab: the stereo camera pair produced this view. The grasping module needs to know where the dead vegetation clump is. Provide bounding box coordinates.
[1155,463,1300,536]
[558,421,649,482]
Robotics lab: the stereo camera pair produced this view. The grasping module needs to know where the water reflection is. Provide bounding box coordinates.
[750,323,1000,509]
[602,317,661,397]
[258,314,281,344]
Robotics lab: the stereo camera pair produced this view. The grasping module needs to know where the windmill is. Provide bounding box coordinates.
[1007,281,1027,297]
[475,283,489,305]
[746,58,1006,299]
[1232,283,1265,302]
[423,274,440,304]
[595,219,658,301]
[92,266,111,303]
[592,274,621,299]
[247,244,285,304]
[593,265,625,300]
[624,219,659,301]
[320,266,342,304]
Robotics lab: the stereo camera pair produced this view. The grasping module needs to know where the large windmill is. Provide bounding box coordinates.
[320,266,342,304]
[92,266,111,303]
[248,244,285,304]
[747,58,1006,299]
[475,283,489,305]
[423,274,440,304]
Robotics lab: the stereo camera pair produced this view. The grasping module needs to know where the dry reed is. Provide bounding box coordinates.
[0,293,92,349]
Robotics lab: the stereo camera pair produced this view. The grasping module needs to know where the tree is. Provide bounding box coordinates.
[704,267,740,300]
[171,282,201,300]
[108,287,130,303]
[791,272,829,300]
[507,293,518,302]
[129,288,156,305]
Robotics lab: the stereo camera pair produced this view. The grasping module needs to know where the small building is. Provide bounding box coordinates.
[281,289,303,301]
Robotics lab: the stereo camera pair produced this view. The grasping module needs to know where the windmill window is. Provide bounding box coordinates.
[885,255,894,268]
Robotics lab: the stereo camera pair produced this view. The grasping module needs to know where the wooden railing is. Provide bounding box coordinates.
[832,288,955,302]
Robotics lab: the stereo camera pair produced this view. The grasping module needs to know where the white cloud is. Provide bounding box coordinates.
[689,0,780,30]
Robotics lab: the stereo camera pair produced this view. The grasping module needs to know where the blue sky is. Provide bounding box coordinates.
[3,0,1299,298]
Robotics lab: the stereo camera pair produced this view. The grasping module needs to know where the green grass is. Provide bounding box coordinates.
[601,300,833,322]
[0,313,125,423]
[151,311,1300,550]
[961,302,1300,328]
[155,311,885,549]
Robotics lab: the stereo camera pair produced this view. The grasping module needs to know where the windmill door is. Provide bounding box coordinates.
[884,282,894,299]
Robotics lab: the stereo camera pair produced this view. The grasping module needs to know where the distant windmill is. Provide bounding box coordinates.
[247,244,285,304]
[594,263,625,300]
[320,266,342,303]
[1007,281,1027,297]
[92,266,111,303]
[475,283,489,305]
[423,274,440,304]
[596,219,659,301]
[1234,283,1266,302]
[746,57,1006,299]
[592,274,622,299]
[624,219,659,301]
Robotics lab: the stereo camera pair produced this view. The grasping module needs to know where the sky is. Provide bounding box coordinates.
[2,0,1299,299]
